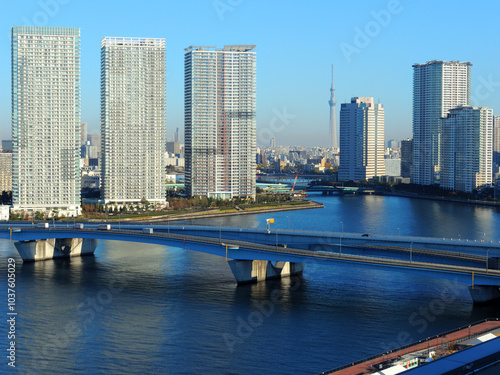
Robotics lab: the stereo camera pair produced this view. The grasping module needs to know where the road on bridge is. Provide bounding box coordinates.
[5,227,500,280]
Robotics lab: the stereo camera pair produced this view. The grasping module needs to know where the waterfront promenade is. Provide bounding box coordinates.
[79,199,323,223]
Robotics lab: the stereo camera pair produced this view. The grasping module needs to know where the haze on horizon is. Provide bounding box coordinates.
[1,0,499,147]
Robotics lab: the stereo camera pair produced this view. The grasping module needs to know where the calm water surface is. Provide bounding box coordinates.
[1,194,500,374]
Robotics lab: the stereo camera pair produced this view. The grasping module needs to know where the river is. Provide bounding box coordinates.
[1,193,500,374]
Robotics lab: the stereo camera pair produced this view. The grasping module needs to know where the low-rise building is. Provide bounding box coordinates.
[81,169,101,189]
[0,205,9,221]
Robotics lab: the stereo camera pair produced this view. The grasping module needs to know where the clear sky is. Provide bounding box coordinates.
[1,0,500,147]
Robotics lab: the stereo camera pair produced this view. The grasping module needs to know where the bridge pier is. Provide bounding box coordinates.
[468,285,500,304]
[227,260,305,284]
[14,238,99,262]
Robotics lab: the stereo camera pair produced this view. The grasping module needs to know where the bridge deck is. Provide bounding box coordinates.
[2,227,500,283]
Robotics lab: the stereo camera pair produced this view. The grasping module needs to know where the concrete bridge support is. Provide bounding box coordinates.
[227,260,305,284]
[14,238,99,262]
[468,285,500,304]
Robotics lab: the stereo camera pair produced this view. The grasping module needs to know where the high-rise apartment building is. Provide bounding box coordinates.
[338,97,385,181]
[166,141,181,155]
[101,37,166,204]
[87,134,101,158]
[270,137,276,148]
[0,152,13,193]
[400,138,413,178]
[80,122,87,146]
[441,106,492,192]
[184,45,256,199]
[412,60,471,185]
[493,115,500,169]
[387,139,398,149]
[12,26,81,215]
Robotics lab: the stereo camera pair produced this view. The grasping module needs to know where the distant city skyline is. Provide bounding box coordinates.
[2,1,500,146]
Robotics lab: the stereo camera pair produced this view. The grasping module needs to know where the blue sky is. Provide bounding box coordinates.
[1,0,500,147]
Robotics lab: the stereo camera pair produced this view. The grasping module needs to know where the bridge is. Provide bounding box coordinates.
[1,223,500,304]
[306,185,376,195]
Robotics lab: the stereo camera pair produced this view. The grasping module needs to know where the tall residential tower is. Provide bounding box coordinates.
[11,26,81,215]
[100,37,166,204]
[412,60,471,185]
[493,115,500,171]
[338,97,385,181]
[441,106,492,192]
[184,45,257,199]
[400,138,413,179]
[329,65,337,149]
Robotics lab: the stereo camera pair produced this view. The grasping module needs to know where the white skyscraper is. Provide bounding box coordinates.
[441,106,492,192]
[12,26,81,215]
[412,60,471,185]
[101,37,166,204]
[338,97,385,181]
[329,65,337,149]
[184,45,256,199]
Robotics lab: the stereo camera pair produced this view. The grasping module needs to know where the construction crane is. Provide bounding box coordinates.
[290,172,299,196]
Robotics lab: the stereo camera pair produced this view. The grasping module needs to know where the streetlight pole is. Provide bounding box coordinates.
[486,248,489,273]
[276,229,278,247]
[397,228,400,237]
[219,222,222,244]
